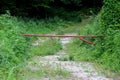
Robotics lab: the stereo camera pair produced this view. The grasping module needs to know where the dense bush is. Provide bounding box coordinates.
[0,14,30,67]
[94,0,120,72]
[0,14,30,79]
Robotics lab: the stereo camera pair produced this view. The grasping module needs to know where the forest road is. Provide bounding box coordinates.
[28,34,115,80]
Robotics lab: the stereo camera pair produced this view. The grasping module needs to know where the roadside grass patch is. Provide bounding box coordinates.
[17,61,71,80]
[30,38,62,56]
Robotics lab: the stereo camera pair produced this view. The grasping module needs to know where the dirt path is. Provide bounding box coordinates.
[26,34,114,80]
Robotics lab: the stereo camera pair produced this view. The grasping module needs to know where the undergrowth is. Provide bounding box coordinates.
[0,13,70,79]
[0,14,30,80]
[66,0,120,74]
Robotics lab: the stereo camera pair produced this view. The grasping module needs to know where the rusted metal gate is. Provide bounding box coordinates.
[21,34,104,46]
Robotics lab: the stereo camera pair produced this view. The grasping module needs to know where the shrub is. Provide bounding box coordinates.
[0,14,30,79]
[0,14,30,67]
[94,0,120,72]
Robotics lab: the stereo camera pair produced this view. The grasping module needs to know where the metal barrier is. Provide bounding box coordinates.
[21,34,104,46]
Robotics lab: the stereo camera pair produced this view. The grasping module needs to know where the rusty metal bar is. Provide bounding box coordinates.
[21,34,104,46]
[21,34,104,38]
[79,37,96,46]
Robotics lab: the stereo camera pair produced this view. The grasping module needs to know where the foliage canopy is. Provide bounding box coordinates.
[0,0,103,17]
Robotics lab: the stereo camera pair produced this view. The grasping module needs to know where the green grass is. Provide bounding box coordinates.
[61,16,96,61]
[30,38,62,56]
[57,17,94,34]
[65,38,96,61]
[17,61,71,80]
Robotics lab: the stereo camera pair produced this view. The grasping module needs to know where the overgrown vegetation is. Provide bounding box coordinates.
[0,0,119,79]
[66,0,120,73]
[0,14,30,80]
[0,13,70,79]
[93,0,120,73]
